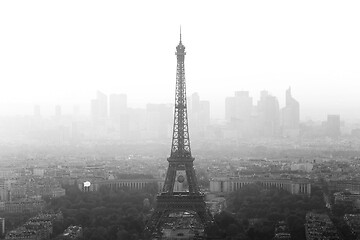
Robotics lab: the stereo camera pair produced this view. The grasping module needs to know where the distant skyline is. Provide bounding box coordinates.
[1,1,360,121]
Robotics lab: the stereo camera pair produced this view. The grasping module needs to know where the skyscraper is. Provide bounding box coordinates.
[225,91,252,122]
[109,93,127,123]
[91,91,108,125]
[145,103,172,140]
[225,91,253,137]
[189,92,210,138]
[257,91,280,137]
[281,87,300,137]
[109,93,128,138]
[189,92,200,113]
[326,114,341,138]
[199,100,210,127]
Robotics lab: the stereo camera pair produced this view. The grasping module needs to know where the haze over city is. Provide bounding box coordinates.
[2,1,360,240]
[1,0,360,121]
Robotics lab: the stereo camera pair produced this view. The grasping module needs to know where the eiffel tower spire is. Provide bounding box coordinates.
[180,25,182,43]
[169,27,192,160]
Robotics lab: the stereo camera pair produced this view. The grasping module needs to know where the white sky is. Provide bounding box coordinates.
[1,0,360,121]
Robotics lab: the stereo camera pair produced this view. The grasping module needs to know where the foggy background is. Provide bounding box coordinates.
[1,2,360,240]
[1,0,360,122]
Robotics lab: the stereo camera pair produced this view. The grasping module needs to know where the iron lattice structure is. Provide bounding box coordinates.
[144,31,212,239]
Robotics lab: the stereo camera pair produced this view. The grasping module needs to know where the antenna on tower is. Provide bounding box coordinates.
[180,25,182,43]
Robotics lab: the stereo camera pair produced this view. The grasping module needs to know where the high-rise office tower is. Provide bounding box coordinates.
[326,114,341,138]
[225,96,235,122]
[225,91,252,121]
[257,91,280,137]
[91,91,108,125]
[127,108,146,140]
[281,88,300,137]
[199,100,210,127]
[109,93,128,138]
[146,103,172,140]
[225,91,253,137]
[189,92,200,113]
[189,93,210,137]
[109,93,127,123]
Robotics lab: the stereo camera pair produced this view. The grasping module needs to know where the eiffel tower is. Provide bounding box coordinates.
[144,29,212,239]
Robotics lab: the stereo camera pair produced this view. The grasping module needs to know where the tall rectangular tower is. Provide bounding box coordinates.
[91,91,108,125]
[109,93,127,123]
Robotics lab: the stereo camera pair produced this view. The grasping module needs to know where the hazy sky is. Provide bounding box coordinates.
[1,1,360,121]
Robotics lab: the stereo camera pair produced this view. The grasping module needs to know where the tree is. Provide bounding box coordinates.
[117,230,131,240]
[47,184,154,239]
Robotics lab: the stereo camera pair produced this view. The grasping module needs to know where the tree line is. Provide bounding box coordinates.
[211,183,326,240]
[47,184,156,240]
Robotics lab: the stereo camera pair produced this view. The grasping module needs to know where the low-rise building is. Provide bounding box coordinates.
[209,177,311,195]
[344,214,360,238]
[77,178,163,192]
[328,180,360,192]
[5,227,38,240]
[3,199,45,214]
[305,212,340,240]
[334,191,360,204]
[5,211,62,240]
